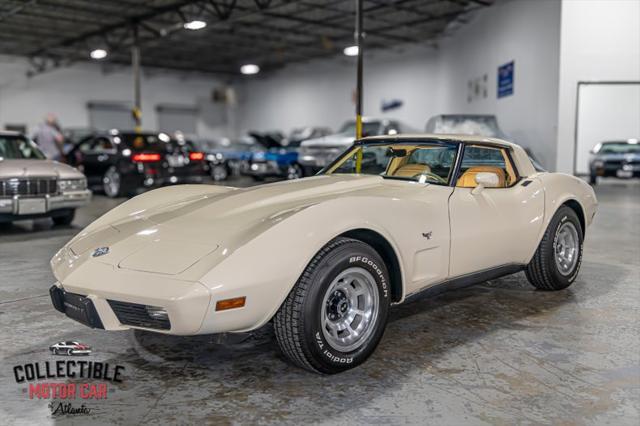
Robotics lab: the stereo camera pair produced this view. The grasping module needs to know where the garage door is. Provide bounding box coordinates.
[88,102,134,131]
[575,83,640,174]
[157,105,198,135]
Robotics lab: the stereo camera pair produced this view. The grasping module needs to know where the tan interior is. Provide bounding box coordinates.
[456,166,506,188]
[392,163,432,178]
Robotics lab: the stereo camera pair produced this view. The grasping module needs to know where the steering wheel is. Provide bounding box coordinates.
[413,171,447,184]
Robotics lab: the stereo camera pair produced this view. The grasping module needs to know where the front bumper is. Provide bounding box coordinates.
[0,190,92,215]
[50,265,213,335]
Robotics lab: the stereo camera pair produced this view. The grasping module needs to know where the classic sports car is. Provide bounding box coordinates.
[243,127,333,180]
[49,341,92,356]
[49,134,597,374]
[588,139,640,184]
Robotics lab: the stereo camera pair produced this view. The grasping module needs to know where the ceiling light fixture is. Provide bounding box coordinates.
[184,20,207,30]
[343,45,359,56]
[240,64,260,75]
[90,49,108,60]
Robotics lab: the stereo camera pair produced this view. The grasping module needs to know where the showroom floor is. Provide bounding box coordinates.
[0,179,638,425]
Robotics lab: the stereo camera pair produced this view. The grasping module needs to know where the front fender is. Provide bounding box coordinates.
[196,196,406,334]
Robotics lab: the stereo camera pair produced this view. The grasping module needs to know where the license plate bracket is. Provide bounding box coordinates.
[616,170,633,178]
[49,286,104,329]
[17,198,46,215]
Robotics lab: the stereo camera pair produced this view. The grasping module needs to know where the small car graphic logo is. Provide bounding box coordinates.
[92,247,109,257]
[49,341,92,356]
[422,231,433,239]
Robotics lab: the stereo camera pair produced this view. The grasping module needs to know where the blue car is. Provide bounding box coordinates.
[193,136,264,181]
[244,127,331,180]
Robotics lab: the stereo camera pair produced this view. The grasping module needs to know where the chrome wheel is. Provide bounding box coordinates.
[103,167,120,197]
[321,267,379,352]
[286,164,303,180]
[555,221,579,276]
[211,165,228,182]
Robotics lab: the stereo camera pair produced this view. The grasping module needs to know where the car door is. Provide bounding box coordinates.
[448,144,544,277]
[80,136,118,183]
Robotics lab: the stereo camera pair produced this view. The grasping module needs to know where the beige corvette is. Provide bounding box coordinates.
[50,134,597,373]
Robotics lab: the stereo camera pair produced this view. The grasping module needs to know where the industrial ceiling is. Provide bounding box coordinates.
[0,0,494,76]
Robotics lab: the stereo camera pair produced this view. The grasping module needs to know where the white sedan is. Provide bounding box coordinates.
[49,134,597,374]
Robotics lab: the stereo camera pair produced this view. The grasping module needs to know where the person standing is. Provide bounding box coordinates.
[33,113,65,161]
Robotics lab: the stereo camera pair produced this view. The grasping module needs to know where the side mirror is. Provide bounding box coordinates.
[471,172,500,195]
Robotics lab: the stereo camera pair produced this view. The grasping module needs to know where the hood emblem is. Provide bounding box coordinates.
[92,247,110,257]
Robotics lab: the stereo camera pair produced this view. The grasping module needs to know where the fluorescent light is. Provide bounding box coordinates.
[240,64,260,75]
[343,45,359,56]
[184,20,206,30]
[90,49,107,60]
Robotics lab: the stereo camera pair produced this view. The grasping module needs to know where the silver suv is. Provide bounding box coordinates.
[298,118,411,175]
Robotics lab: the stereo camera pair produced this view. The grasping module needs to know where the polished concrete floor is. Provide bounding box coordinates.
[0,178,638,425]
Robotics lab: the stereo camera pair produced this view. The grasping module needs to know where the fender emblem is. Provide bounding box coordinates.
[92,247,110,257]
[422,231,432,239]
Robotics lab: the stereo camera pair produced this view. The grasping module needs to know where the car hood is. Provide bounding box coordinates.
[54,175,389,279]
[301,133,355,148]
[0,159,85,179]
[595,153,640,161]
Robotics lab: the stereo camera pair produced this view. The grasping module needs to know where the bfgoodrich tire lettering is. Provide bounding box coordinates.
[525,205,584,291]
[274,237,390,374]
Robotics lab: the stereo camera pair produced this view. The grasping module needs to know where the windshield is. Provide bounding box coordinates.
[598,142,640,155]
[324,141,458,185]
[338,121,382,137]
[0,135,46,160]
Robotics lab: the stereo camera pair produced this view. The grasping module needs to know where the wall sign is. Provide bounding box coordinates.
[498,61,514,98]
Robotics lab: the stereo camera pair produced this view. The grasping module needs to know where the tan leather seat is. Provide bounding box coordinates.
[456,166,506,188]
[393,163,432,178]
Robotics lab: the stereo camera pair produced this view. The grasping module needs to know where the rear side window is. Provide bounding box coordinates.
[457,145,518,188]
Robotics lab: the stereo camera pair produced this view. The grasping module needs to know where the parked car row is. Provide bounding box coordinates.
[1,115,636,228]
[66,130,210,197]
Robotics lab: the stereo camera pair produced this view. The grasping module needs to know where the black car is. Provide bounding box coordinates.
[589,139,640,184]
[67,130,209,197]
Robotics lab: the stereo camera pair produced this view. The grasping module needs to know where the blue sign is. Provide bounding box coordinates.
[498,61,514,98]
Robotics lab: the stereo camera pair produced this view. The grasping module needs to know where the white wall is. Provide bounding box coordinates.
[555,0,640,173]
[237,45,441,134]
[0,55,236,138]
[236,0,562,169]
[437,0,561,169]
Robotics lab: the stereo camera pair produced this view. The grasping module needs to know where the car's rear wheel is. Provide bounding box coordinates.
[286,163,304,180]
[211,164,229,182]
[103,166,123,198]
[274,237,390,374]
[525,206,584,291]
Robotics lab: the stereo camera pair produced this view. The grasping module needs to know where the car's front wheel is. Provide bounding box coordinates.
[274,237,390,374]
[526,205,584,290]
